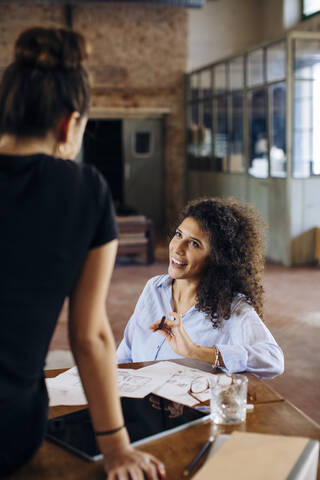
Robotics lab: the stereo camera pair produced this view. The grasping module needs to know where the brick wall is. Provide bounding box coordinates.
[0,3,187,227]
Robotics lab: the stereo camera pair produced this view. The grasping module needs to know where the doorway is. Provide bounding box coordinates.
[83,119,123,207]
[80,117,165,231]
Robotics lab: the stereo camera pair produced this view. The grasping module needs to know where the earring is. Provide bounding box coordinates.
[58,143,73,159]
[58,143,65,156]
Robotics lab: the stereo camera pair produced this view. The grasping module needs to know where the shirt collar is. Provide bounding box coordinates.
[155,274,173,290]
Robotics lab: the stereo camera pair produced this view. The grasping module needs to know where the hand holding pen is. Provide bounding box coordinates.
[149,312,197,358]
[155,316,166,331]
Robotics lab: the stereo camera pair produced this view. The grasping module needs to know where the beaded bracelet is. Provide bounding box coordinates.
[95,424,125,436]
[212,346,220,369]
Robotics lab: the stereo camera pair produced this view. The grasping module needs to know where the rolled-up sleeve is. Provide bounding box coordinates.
[217,304,284,378]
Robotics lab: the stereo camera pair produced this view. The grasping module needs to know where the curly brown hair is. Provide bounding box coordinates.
[175,197,266,327]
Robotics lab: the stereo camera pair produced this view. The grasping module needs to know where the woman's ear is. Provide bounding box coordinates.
[57,111,80,144]
[56,111,85,159]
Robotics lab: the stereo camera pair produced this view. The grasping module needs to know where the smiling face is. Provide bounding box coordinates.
[168,217,211,283]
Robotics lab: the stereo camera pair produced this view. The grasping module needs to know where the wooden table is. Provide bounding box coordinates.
[6,360,320,479]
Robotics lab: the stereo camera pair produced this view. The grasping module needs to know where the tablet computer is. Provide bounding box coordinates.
[46,394,210,461]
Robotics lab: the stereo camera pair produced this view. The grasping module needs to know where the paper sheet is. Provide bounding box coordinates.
[148,361,218,407]
[46,361,226,408]
[46,367,87,406]
[46,365,174,406]
[117,368,171,398]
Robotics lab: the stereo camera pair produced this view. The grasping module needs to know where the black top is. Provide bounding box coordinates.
[0,153,118,401]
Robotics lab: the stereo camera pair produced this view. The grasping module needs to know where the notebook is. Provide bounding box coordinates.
[193,431,319,480]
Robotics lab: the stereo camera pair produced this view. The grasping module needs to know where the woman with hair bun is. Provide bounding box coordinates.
[0,27,165,479]
[117,197,284,379]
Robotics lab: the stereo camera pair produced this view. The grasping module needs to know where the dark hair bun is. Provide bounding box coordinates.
[14,27,88,70]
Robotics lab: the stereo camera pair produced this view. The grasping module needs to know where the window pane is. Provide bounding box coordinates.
[303,0,320,17]
[199,98,213,158]
[214,95,228,172]
[270,83,286,177]
[214,63,227,94]
[200,69,212,99]
[190,73,200,102]
[313,63,320,174]
[230,92,244,173]
[230,56,244,91]
[248,89,268,178]
[267,41,286,82]
[192,101,199,126]
[293,80,313,177]
[294,39,320,79]
[187,105,195,158]
[293,39,320,177]
[187,103,200,161]
[135,132,151,155]
[247,49,264,87]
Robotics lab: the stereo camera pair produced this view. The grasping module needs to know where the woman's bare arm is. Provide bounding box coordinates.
[69,240,165,479]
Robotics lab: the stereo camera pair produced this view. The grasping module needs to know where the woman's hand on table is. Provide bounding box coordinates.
[149,311,196,358]
[103,447,165,480]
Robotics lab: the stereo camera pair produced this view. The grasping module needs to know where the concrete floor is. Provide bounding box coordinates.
[49,254,320,426]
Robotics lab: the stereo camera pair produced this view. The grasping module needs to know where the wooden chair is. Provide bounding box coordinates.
[116,215,155,264]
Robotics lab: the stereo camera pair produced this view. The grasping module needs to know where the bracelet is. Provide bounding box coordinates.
[95,424,125,436]
[212,346,220,369]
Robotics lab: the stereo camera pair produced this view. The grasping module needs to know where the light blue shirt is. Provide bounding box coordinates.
[116,274,284,378]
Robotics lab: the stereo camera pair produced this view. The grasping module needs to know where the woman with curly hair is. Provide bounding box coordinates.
[117,197,284,378]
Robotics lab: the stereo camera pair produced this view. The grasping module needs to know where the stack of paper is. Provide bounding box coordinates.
[46,361,217,407]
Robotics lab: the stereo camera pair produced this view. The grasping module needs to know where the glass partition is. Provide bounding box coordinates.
[229,56,244,172]
[186,32,320,178]
[293,38,320,177]
[230,91,244,173]
[248,89,268,178]
[269,83,286,177]
[213,95,228,172]
[267,41,286,82]
[187,105,197,160]
[200,69,212,99]
[214,63,227,94]
[230,56,244,91]
[200,97,212,158]
[190,73,200,102]
[247,48,264,87]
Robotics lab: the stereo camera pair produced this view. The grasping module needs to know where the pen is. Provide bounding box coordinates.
[183,435,215,476]
[156,316,166,331]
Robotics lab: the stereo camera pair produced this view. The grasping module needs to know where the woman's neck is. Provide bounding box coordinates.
[0,134,56,157]
[171,278,199,314]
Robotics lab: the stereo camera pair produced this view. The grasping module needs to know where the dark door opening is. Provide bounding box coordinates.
[83,119,123,207]
[82,117,164,226]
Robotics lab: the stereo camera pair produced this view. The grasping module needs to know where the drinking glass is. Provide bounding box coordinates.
[210,374,248,425]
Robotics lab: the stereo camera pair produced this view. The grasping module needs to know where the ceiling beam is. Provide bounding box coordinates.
[0,0,206,7]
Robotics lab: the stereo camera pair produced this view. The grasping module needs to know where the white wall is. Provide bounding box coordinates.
[187,0,262,71]
[260,0,285,40]
[187,0,304,71]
